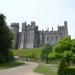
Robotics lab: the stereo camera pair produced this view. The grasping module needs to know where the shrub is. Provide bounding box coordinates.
[72,55,75,64]
[58,58,75,75]
[0,55,5,64]
[64,68,75,75]
[62,51,73,66]
[58,59,67,75]
[9,51,14,62]
[48,51,62,60]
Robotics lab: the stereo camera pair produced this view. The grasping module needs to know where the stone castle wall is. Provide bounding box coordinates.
[11,21,68,49]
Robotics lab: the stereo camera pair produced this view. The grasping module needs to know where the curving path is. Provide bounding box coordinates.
[0,62,43,75]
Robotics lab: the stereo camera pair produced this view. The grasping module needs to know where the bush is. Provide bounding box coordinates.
[0,55,5,64]
[72,55,75,64]
[65,68,75,75]
[62,51,73,66]
[58,58,75,75]
[64,68,75,75]
[9,51,14,62]
[58,59,67,75]
[48,51,62,60]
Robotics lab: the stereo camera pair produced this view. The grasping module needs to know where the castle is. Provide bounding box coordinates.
[11,21,68,49]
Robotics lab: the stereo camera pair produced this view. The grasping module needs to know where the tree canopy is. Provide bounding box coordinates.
[71,39,75,53]
[41,44,53,63]
[53,36,72,53]
[0,14,14,63]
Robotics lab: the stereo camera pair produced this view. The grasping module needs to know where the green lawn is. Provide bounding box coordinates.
[34,63,58,75]
[12,48,42,57]
[12,48,42,61]
[0,61,25,69]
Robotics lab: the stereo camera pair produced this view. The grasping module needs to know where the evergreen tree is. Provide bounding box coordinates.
[0,14,14,63]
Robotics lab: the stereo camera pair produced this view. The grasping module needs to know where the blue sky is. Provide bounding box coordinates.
[0,0,75,38]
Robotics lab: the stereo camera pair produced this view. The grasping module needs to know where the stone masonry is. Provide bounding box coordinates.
[11,21,68,49]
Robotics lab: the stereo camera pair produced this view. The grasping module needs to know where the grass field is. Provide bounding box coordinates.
[12,48,42,58]
[0,61,25,69]
[34,63,58,75]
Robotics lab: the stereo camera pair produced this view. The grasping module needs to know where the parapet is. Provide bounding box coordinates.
[22,22,27,30]
[31,21,35,27]
[11,23,19,28]
[64,21,67,26]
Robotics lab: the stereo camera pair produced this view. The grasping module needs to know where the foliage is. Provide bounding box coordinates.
[65,68,75,75]
[0,14,14,63]
[72,54,75,64]
[41,44,53,63]
[54,36,71,53]
[0,61,25,69]
[62,51,73,66]
[58,59,67,75]
[13,48,42,60]
[24,51,36,60]
[58,58,75,75]
[48,50,62,60]
[0,55,5,63]
[71,39,75,53]
[50,36,74,65]
[9,51,14,61]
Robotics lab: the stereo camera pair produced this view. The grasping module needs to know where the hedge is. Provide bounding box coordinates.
[65,68,75,75]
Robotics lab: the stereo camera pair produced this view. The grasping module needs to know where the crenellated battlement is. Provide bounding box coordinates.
[10,21,69,49]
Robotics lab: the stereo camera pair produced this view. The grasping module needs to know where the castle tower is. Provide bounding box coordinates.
[52,27,53,32]
[30,21,36,48]
[31,21,35,26]
[31,21,39,48]
[64,21,68,36]
[20,22,26,48]
[11,23,19,49]
[58,21,68,38]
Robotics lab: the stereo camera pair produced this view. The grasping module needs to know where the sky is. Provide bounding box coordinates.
[0,0,75,38]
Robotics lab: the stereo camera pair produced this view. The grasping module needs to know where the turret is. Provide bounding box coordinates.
[20,22,26,49]
[11,23,19,33]
[31,21,35,27]
[22,22,26,31]
[11,23,19,49]
[64,21,68,36]
[52,27,53,32]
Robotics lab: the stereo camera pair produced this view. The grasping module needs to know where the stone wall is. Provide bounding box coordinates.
[11,21,68,49]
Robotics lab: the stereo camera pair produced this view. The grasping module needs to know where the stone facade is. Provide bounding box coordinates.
[11,21,68,49]
[11,23,19,49]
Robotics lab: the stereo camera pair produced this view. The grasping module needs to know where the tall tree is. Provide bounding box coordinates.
[41,44,52,64]
[0,14,13,63]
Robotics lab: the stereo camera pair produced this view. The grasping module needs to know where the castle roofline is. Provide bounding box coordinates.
[11,23,19,28]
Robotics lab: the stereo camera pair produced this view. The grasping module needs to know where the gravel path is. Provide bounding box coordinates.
[0,62,43,75]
